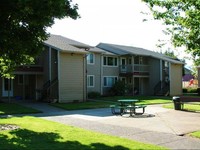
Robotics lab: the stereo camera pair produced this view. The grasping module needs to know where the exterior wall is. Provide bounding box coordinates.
[51,48,58,80]
[1,75,36,100]
[42,46,50,83]
[198,67,200,87]
[59,52,85,102]
[148,57,160,95]
[102,56,119,95]
[36,74,43,100]
[170,63,183,96]
[87,53,101,94]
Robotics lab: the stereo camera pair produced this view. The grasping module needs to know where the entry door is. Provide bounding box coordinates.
[2,78,13,97]
[120,58,127,72]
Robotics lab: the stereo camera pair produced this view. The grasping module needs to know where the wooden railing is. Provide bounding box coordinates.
[119,64,149,74]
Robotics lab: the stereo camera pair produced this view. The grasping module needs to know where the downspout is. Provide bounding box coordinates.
[160,60,163,89]
[132,56,134,95]
[169,62,171,96]
[57,51,60,103]
[49,47,52,100]
[100,54,103,95]
[83,54,87,102]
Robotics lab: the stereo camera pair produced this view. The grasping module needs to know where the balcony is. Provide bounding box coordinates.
[14,65,43,74]
[119,64,149,76]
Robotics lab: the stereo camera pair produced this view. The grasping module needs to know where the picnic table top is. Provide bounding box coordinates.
[118,99,139,102]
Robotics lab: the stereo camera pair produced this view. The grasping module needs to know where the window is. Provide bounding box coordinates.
[103,56,118,66]
[103,76,118,87]
[87,53,94,64]
[87,75,94,87]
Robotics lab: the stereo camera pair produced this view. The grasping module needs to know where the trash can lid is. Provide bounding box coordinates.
[173,96,180,98]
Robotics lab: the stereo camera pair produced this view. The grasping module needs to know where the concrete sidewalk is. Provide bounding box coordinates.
[21,102,200,149]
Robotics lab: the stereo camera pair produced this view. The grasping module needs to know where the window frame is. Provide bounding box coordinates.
[87,75,95,87]
[87,53,95,64]
[103,76,118,87]
[103,56,118,67]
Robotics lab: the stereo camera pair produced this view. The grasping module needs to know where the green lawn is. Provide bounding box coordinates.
[51,96,172,110]
[0,103,41,115]
[0,116,167,150]
[190,131,200,139]
[163,103,200,112]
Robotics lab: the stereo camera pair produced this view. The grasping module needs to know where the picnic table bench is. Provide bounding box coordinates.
[173,96,200,110]
[110,99,147,116]
[180,96,200,109]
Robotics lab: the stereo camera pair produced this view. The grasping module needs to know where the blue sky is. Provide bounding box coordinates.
[47,0,192,67]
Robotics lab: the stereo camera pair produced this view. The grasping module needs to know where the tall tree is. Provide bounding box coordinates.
[0,0,79,78]
[142,0,200,66]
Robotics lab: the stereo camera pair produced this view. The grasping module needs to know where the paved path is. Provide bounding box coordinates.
[21,102,200,149]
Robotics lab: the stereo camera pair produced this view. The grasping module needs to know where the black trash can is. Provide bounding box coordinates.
[172,96,181,110]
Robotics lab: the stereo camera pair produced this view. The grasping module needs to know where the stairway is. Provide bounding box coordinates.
[154,80,170,96]
[39,77,58,102]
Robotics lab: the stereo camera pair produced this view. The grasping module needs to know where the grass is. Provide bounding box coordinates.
[0,116,167,150]
[51,96,172,111]
[190,131,200,139]
[50,101,115,110]
[0,103,41,115]
[163,103,200,112]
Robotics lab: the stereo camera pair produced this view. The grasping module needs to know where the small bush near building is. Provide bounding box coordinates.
[88,91,101,99]
[182,88,187,93]
[197,88,200,96]
[187,87,197,93]
[109,81,126,96]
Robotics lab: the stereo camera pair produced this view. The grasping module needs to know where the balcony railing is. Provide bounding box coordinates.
[119,64,149,75]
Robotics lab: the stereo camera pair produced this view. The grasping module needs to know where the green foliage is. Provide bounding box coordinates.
[197,88,200,96]
[164,50,177,59]
[187,87,197,93]
[109,81,126,96]
[0,0,79,77]
[182,88,187,93]
[88,91,101,99]
[142,0,200,67]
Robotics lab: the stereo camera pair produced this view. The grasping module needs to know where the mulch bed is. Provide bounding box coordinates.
[0,124,20,131]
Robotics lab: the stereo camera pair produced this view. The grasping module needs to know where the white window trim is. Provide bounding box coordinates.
[103,56,118,67]
[87,53,95,65]
[103,76,118,87]
[87,75,95,87]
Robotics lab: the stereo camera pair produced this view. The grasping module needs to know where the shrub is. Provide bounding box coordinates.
[88,91,101,99]
[197,88,200,96]
[182,88,187,93]
[187,88,197,93]
[109,80,126,96]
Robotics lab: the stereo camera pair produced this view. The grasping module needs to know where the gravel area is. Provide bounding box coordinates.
[0,124,20,131]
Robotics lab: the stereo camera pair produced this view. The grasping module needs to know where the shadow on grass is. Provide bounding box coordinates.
[0,129,129,150]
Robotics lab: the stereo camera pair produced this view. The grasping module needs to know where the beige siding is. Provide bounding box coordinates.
[198,68,200,87]
[170,63,183,96]
[59,52,85,102]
